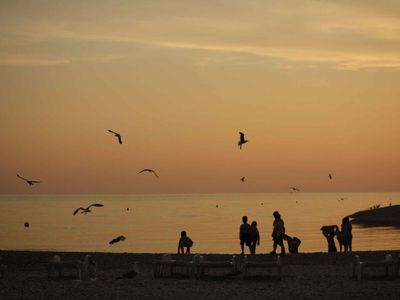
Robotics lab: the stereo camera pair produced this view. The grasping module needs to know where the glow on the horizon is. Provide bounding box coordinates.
[0,0,399,193]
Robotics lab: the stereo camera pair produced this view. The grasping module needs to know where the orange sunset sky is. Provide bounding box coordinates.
[1,0,399,193]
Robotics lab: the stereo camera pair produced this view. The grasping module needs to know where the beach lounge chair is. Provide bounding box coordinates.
[153,254,195,278]
[241,255,282,280]
[195,255,237,278]
[352,254,395,280]
[47,254,95,281]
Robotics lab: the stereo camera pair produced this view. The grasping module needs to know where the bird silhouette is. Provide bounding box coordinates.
[73,203,104,215]
[16,174,41,186]
[290,187,300,192]
[138,169,159,178]
[240,177,245,182]
[238,132,248,149]
[109,235,126,245]
[329,173,332,180]
[108,130,122,144]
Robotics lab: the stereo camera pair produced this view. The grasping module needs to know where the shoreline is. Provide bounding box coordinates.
[1,250,399,299]
[1,248,400,255]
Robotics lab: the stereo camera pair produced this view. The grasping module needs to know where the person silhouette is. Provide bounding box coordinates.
[239,216,251,254]
[321,225,338,252]
[271,211,286,256]
[283,234,301,254]
[249,221,260,255]
[177,231,193,254]
[341,217,353,252]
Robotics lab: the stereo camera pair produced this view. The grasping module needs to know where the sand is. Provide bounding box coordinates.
[0,250,399,300]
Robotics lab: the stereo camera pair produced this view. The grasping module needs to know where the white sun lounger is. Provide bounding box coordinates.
[352,254,395,280]
[195,255,237,278]
[242,255,282,280]
[47,254,95,280]
[396,254,400,277]
[153,254,195,278]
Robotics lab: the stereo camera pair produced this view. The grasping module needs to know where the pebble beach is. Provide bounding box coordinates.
[1,250,399,300]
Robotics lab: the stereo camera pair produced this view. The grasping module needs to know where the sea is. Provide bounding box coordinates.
[0,193,399,254]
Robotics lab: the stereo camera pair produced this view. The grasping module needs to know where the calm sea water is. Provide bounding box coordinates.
[0,193,399,253]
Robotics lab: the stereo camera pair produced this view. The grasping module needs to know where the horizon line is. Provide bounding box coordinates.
[0,191,399,196]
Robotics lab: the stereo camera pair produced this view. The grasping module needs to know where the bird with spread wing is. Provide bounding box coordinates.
[16,174,41,186]
[108,130,122,144]
[138,169,159,178]
[73,203,104,215]
[109,235,126,245]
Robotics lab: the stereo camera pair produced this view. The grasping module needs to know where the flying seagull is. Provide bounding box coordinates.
[329,173,332,180]
[73,203,104,215]
[238,132,248,149]
[108,130,122,144]
[291,187,300,192]
[16,174,41,186]
[240,177,245,182]
[138,169,159,178]
[109,235,126,245]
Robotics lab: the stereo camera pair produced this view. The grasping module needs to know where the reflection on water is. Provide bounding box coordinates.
[0,193,398,253]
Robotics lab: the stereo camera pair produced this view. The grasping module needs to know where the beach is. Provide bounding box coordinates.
[1,197,399,299]
[1,250,399,300]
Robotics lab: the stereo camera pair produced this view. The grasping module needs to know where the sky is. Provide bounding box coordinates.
[1,0,399,193]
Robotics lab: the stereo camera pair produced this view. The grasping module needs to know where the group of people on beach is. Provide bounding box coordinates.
[239,212,282,255]
[239,216,261,255]
[179,211,353,255]
[239,211,301,255]
[321,216,353,253]
[177,211,302,255]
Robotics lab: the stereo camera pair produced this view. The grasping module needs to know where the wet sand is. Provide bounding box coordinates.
[1,250,399,299]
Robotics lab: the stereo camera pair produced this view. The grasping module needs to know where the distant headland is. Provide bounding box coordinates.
[350,204,400,228]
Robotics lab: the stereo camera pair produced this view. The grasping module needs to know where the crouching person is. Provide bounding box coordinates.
[178,231,194,254]
[283,234,301,254]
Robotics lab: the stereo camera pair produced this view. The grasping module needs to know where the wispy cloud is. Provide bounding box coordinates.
[319,16,400,42]
[152,40,400,70]
[44,29,400,70]
[3,28,400,70]
[2,0,400,70]
[0,53,70,66]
